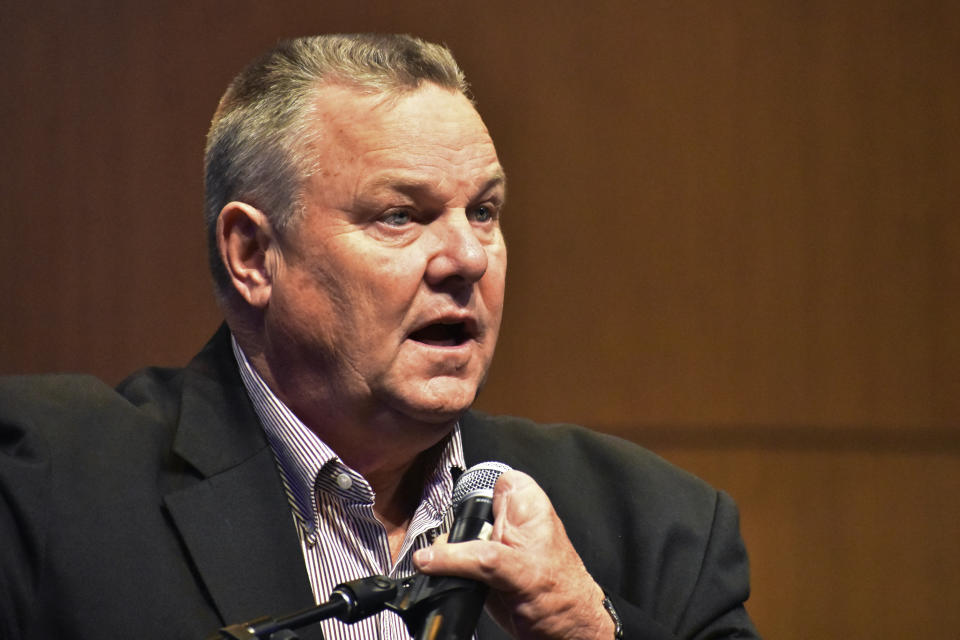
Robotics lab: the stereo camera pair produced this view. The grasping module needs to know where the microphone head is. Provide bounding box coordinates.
[452,461,512,508]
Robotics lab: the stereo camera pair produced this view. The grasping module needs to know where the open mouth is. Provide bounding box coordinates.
[409,322,471,347]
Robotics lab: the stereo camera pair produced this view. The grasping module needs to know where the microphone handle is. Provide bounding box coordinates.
[414,581,488,640]
[448,494,495,543]
[412,494,496,640]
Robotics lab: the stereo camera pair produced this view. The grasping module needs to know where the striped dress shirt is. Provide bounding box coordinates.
[231,337,467,639]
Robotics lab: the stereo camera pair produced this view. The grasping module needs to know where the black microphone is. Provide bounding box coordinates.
[394,461,511,640]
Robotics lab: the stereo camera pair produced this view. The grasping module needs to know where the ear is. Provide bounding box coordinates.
[216,201,277,309]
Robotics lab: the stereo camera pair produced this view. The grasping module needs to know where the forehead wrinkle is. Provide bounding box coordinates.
[305,83,504,208]
[358,163,506,207]
[357,139,504,186]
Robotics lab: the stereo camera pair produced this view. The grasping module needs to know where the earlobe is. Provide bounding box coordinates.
[217,202,276,309]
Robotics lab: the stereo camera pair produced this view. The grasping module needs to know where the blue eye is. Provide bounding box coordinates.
[382,210,412,226]
[471,205,494,223]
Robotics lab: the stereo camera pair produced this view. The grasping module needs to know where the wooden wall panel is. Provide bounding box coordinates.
[471,1,960,430]
[1,2,957,638]
[649,443,960,640]
[2,1,957,431]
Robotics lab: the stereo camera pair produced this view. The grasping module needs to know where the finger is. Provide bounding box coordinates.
[491,471,561,548]
[413,539,523,593]
[492,469,540,506]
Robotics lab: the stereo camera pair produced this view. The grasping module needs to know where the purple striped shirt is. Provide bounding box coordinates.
[231,337,466,639]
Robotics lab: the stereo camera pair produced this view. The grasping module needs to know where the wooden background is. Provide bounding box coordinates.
[2,2,958,638]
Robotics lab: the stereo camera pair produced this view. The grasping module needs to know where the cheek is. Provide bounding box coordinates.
[363,248,429,297]
[481,248,508,309]
[332,247,427,335]
[269,248,360,346]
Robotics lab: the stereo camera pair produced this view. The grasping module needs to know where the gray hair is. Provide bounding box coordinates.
[204,33,470,304]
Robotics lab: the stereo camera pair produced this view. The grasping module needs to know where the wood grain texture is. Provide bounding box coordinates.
[2,2,957,430]
[647,442,960,640]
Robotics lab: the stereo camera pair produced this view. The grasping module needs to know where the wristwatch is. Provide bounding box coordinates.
[601,593,624,639]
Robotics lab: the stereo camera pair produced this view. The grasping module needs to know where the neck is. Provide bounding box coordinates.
[355,436,449,564]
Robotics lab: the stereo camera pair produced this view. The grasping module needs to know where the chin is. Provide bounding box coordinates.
[389,381,479,425]
[402,397,474,424]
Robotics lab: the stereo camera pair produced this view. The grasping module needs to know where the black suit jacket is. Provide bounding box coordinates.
[0,327,758,639]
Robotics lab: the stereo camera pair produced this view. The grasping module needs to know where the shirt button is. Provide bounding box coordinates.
[336,472,353,490]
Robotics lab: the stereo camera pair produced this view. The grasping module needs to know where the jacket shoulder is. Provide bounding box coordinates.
[0,368,189,462]
[0,373,124,413]
[1,367,183,422]
[462,411,711,500]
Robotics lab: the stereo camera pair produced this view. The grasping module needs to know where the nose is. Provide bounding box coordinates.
[424,210,488,288]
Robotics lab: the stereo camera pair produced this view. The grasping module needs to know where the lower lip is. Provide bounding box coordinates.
[409,338,474,349]
[405,339,479,373]
[406,337,480,356]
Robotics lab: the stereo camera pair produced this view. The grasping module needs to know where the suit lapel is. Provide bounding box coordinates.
[162,329,322,637]
[163,448,314,629]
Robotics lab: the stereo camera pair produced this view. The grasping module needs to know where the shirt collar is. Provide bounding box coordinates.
[229,335,467,535]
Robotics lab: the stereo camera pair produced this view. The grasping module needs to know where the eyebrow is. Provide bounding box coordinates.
[363,167,507,201]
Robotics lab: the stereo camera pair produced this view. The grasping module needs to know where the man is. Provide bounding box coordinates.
[0,35,759,639]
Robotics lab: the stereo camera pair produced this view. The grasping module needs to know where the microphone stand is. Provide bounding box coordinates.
[211,573,484,640]
[211,575,399,640]
[388,572,488,640]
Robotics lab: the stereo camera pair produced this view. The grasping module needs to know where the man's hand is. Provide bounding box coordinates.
[412,470,615,640]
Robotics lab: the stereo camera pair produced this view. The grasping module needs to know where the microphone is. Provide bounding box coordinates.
[394,461,512,640]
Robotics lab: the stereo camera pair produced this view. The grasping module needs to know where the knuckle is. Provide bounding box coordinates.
[477,544,501,574]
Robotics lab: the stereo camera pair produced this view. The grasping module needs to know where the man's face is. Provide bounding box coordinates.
[264,82,507,427]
